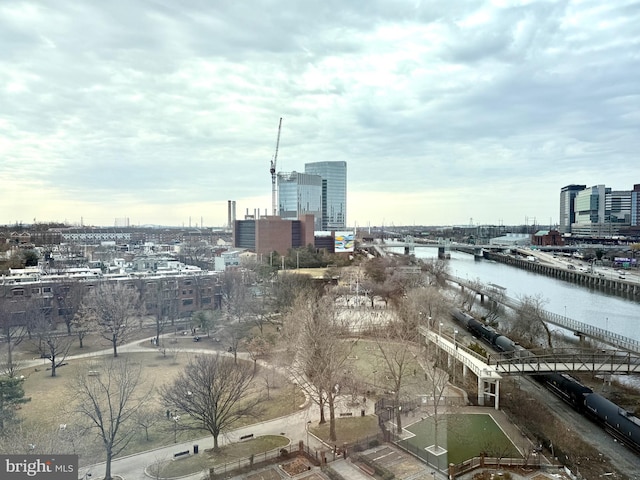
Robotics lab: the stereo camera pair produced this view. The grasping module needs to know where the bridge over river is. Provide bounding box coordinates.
[448,274,640,354]
[419,323,640,409]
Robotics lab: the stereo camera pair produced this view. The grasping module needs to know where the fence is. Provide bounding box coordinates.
[208,443,301,478]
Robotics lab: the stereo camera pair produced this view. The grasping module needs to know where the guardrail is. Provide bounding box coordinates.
[447,275,640,355]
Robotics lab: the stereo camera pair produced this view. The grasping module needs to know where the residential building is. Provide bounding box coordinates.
[304,161,347,230]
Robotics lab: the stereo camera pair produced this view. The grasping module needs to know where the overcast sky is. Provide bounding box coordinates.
[1,1,638,229]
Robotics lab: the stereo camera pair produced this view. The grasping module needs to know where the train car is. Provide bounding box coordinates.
[536,373,593,410]
[467,318,500,345]
[584,394,640,452]
[494,335,517,354]
[451,308,474,328]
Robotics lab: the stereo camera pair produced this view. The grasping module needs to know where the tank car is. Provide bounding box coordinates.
[450,308,474,328]
[584,393,640,452]
[536,373,592,410]
[467,318,500,345]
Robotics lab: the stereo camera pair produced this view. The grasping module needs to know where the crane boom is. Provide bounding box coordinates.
[270,117,282,216]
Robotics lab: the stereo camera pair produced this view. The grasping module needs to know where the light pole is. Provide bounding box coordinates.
[172,411,180,443]
[564,305,567,319]
[439,322,443,341]
[306,420,311,450]
[454,329,458,349]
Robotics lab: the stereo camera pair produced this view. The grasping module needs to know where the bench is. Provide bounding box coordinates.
[88,371,99,376]
[358,463,375,476]
[173,450,190,459]
[339,412,353,417]
[239,433,254,441]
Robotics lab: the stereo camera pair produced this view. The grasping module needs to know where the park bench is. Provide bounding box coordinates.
[173,450,190,459]
[357,463,375,476]
[239,433,254,441]
[339,412,353,417]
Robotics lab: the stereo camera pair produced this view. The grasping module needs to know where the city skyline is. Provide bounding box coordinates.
[1,1,638,228]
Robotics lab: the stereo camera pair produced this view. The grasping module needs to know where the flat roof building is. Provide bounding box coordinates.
[304,161,347,230]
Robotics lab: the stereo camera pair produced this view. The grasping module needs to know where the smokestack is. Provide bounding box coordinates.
[232,201,236,223]
[228,201,232,228]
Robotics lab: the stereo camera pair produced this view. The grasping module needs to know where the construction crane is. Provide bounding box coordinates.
[270,117,282,216]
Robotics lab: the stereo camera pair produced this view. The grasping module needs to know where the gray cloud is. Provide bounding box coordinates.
[1,0,638,227]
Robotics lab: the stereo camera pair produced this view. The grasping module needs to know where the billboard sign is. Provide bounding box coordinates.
[334,232,355,253]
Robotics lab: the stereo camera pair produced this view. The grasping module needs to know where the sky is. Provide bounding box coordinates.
[1,1,639,229]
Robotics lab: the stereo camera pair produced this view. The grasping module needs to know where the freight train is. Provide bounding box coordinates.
[450,308,640,453]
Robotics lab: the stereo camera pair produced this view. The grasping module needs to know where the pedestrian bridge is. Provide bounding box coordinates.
[419,327,640,410]
[488,349,640,375]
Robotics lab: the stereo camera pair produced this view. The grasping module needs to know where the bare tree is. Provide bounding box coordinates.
[135,407,163,442]
[0,299,29,377]
[51,280,85,335]
[70,309,91,349]
[69,357,152,480]
[457,277,484,312]
[269,271,316,314]
[425,357,449,454]
[372,320,420,433]
[80,283,142,357]
[283,291,356,441]
[32,314,73,377]
[161,353,259,451]
[513,293,553,348]
[137,277,179,340]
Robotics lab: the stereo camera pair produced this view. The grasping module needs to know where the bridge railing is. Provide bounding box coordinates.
[447,275,640,355]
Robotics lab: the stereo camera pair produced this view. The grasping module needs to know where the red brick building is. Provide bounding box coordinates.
[233,215,315,255]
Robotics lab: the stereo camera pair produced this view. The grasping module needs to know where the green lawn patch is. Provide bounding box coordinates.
[309,415,379,446]
[148,435,289,478]
[398,413,521,465]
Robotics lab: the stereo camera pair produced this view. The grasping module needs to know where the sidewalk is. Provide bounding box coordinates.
[77,333,382,480]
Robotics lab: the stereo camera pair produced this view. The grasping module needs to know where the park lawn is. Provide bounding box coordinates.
[17,351,305,461]
[399,413,521,465]
[148,435,290,478]
[310,415,379,446]
[348,340,429,397]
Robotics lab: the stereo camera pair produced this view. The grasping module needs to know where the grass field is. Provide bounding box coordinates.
[398,413,521,465]
[17,348,305,464]
[147,435,290,478]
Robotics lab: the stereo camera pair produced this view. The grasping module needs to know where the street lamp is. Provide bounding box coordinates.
[306,420,311,450]
[172,412,180,443]
[454,329,458,349]
[439,322,443,340]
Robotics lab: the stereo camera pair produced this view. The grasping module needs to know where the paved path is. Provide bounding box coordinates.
[71,333,377,480]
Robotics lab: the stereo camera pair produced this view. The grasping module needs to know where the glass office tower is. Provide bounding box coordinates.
[559,184,585,234]
[304,161,347,230]
[277,172,323,230]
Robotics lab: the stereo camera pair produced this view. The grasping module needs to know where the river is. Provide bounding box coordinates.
[386,245,640,342]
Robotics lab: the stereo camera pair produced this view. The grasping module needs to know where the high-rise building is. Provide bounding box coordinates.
[304,161,347,230]
[606,190,632,226]
[559,185,585,234]
[572,184,615,236]
[632,184,640,227]
[277,172,323,230]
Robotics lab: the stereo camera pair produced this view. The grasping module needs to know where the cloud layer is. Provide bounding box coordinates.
[1,0,638,227]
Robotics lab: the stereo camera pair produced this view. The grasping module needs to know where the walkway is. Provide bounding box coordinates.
[74,334,378,480]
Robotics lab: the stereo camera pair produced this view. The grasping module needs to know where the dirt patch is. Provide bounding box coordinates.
[279,457,312,476]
